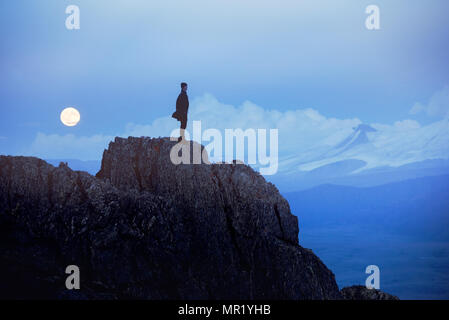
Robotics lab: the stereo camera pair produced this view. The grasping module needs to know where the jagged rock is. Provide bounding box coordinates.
[0,137,341,299]
[341,286,399,300]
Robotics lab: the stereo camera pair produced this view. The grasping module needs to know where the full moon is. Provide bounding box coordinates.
[60,107,81,127]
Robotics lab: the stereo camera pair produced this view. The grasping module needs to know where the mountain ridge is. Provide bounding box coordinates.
[284,174,449,240]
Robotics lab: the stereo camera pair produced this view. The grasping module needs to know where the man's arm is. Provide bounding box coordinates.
[178,94,188,113]
[176,94,182,111]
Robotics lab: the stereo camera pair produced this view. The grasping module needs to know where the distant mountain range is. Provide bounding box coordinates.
[269,118,449,192]
[283,174,449,299]
[284,174,449,241]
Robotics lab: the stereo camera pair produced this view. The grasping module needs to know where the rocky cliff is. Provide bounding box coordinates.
[341,286,399,300]
[0,137,343,299]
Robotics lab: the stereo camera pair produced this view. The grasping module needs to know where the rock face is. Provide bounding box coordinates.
[0,137,341,299]
[341,286,399,300]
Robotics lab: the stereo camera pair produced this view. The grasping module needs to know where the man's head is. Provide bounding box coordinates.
[181,82,188,92]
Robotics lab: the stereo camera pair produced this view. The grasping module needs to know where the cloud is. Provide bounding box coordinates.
[184,94,362,154]
[410,85,449,118]
[26,93,429,167]
[393,119,421,130]
[26,93,362,161]
[112,93,363,157]
[409,103,424,115]
[26,133,114,160]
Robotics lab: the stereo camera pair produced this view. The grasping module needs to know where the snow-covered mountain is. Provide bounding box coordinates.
[334,124,377,154]
[270,118,449,191]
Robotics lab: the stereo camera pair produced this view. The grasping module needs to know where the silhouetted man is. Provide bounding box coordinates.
[172,82,189,142]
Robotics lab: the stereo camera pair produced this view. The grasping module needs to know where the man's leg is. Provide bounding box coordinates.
[179,118,187,142]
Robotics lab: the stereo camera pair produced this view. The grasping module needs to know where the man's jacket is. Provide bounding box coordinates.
[173,91,189,120]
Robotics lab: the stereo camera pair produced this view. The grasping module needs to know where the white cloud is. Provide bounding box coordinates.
[27,93,439,171]
[26,133,114,160]
[410,85,449,118]
[117,93,362,158]
[185,94,362,154]
[393,119,421,130]
[25,93,362,161]
[409,103,424,115]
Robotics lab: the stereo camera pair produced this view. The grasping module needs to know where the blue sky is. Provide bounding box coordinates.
[1,0,449,160]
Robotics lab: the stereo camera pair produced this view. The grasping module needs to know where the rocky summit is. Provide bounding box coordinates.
[0,136,343,299]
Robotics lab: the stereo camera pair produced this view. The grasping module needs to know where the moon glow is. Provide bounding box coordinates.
[60,107,81,127]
